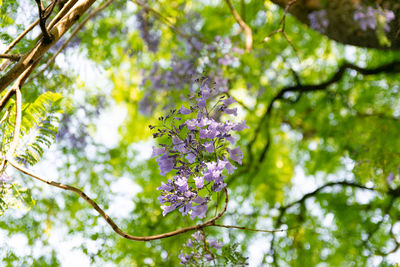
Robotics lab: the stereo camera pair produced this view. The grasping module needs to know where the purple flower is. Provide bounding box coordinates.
[179,252,193,264]
[220,159,236,174]
[186,119,198,130]
[224,108,238,116]
[387,172,395,184]
[208,239,223,249]
[229,146,243,164]
[161,203,178,216]
[179,105,192,115]
[192,231,203,241]
[232,120,249,131]
[353,6,395,32]
[211,181,226,192]
[186,239,194,247]
[308,10,329,33]
[191,203,208,219]
[222,96,236,106]
[186,152,196,163]
[194,176,204,188]
[225,135,236,144]
[199,128,209,139]
[156,152,175,175]
[151,146,165,157]
[204,254,213,261]
[203,141,215,153]
[198,98,206,108]
[157,181,173,191]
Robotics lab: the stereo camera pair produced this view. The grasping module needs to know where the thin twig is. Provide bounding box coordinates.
[0,54,21,61]
[212,224,289,233]
[35,0,53,43]
[1,20,39,56]
[29,0,115,82]
[264,0,297,53]
[224,0,252,52]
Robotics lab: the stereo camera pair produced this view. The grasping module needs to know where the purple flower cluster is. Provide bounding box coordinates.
[179,231,224,264]
[308,10,329,33]
[139,30,243,115]
[151,79,248,219]
[136,8,160,52]
[354,6,395,31]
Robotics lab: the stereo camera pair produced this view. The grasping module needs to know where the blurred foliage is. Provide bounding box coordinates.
[1,0,400,266]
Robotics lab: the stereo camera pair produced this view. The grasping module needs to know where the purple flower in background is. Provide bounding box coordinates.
[308,10,329,33]
[192,231,204,241]
[354,6,395,32]
[387,172,395,184]
[208,239,224,249]
[179,231,224,264]
[179,252,194,264]
[204,254,213,261]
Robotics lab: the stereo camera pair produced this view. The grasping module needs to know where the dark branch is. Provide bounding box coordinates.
[0,54,21,61]
[247,60,400,164]
[281,181,376,211]
[35,0,54,43]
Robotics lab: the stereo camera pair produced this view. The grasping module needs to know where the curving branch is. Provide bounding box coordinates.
[9,159,231,241]
[224,0,252,52]
[280,181,376,212]
[212,224,289,233]
[269,180,379,265]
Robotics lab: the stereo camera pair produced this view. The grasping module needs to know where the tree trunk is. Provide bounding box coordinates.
[271,0,400,49]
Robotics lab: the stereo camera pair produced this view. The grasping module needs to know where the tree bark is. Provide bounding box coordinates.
[271,0,400,49]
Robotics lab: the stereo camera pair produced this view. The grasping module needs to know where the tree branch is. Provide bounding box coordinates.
[47,0,79,30]
[247,60,400,164]
[29,0,115,82]
[280,181,376,211]
[212,224,289,233]
[0,54,21,61]
[224,0,252,52]
[8,159,231,242]
[0,0,98,93]
[35,0,53,43]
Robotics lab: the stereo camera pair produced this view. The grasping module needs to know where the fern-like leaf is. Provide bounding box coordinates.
[13,92,63,165]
